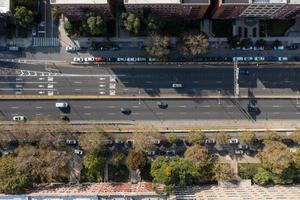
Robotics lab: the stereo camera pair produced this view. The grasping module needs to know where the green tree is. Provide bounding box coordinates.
[253,168,272,185]
[132,130,160,151]
[64,20,74,36]
[79,131,111,153]
[238,163,260,179]
[14,6,34,28]
[264,131,281,141]
[166,133,177,144]
[86,13,107,36]
[239,131,257,145]
[121,12,140,34]
[294,148,300,169]
[184,145,209,167]
[145,34,170,59]
[187,130,206,145]
[212,162,233,181]
[127,150,147,171]
[215,132,229,146]
[228,35,240,48]
[259,140,292,174]
[146,14,165,33]
[180,31,209,57]
[240,38,253,48]
[81,153,106,182]
[112,152,125,166]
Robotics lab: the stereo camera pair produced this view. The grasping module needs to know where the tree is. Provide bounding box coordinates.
[64,20,75,36]
[258,140,292,174]
[187,130,206,145]
[290,131,300,145]
[146,14,165,33]
[212,162,234,181]
[79,132,110,153]
[145,34,170,59]
[253,167,272,185]
[112,152,125,166]
[121,12,140,34]
[14,6,34,28]
[239,131,257,145]
[240,38,253,48]
[81,153,106,182]
[228,35,240,48]
[215,132,229,146]
[294,148,300,169]
[264,131,281,141]
[184,145,209,167]
[180,32,209,57]
[255,39,266,48]
[166,133,177,144]
[86,13,107,36]
[132,130,160,151]
[127,150,147,171]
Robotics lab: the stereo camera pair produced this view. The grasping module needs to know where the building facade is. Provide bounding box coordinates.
[240,0,286,18]
[0,0,10,14]
[272,0,300,19]
[50,0,113,19]
[124,0,210,19]
[211,0,251,19]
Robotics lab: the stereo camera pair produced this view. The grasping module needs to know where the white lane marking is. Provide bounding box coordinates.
[15,84,23,88]
[201,105,211,108]
[107,113,115,115]
[74,81,81,84]
[272,112,280,114]
[35,106,42,109]
[16,78,23,81]
[145,81,152,83]
[132,106,140,108]
[179,105,186,108]
[107,106,116,108]
[99,78,106,80]
[110,83,116,89]
[75,88,81,91]
[110,77,116,82]
[132,112,140,115]
[179,112,187,115]
[48,77,53,81]
[84,113,91,115]
[0,82,56,84]
[11,107,19,109]
[204,112,211,114]
[83,106,91,109]
[15,91,22,95]
[38,85,44,88]
[99,91,105,95]
[38,91,45,94]
[99,84,105,87]
[39,77,45,81]
[272,105,280,108]
[123,88,129,91]
[225,105,233,108]
[0,88,57,91]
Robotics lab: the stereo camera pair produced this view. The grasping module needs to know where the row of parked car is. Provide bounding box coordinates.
[192,56,292,62]
[72,56,157,64]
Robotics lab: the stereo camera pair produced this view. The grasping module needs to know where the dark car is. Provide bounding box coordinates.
[121,108,131,115]
[60,115,70,122]
[281,138,294,147]
[66,139,77,145]
[248,103,260,113]
[110,46,120,51]
[286,44,298,50]
[107,57,117,62]
[157,101,168,109]
[239,69,249,75]
[99,46,109,51]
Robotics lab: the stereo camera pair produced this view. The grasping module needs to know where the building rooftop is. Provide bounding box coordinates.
[222,0,250,4]
[0,0,10,13]
[252,0,286,3]
[124,0,180,4]
[288,0,300,3]
[181,0,210,4]
[50,0,108,4]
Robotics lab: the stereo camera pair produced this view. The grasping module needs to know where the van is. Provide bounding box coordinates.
[55,102,68,108]
[172,83,182,88]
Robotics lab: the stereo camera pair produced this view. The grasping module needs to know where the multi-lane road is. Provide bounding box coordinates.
[0,99,300,121]
[1,63,300,97]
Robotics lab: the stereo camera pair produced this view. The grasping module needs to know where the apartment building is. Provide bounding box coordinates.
[50,0,113,19]
[124,0,210,19]
[211,0,251,19]
[240,0,286,18]
[272,0,300,19]
[0,0,10,13]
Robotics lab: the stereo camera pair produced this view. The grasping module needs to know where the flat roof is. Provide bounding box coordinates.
[252,0,286,3]
[124,0,180,4]
[288,0,300,3]
[0,0,10,13]
[50,0,108,4]
[222,0,250,4]
[181,0,210,4]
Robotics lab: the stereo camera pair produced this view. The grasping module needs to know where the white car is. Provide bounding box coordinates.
[66,46,77,52]
[233,57,243,61]
[84,57,95,62]
[243,57,253,61]
[12,116,25,121]
[73,57,84,63]
[74,149,84,155]
[126,57,136,62]
[117,57,126,62]
[254,57,265,61]
[172,83,182,88]
[55,102,68,108]
[278,57,288,61]
[228,138,239,144]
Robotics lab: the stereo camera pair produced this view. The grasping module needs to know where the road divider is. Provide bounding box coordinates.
[0,94,300,100]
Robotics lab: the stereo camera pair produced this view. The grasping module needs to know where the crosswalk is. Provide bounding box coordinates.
[33,37,59,47]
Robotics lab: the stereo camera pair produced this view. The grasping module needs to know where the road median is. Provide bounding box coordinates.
[0,94,299,100]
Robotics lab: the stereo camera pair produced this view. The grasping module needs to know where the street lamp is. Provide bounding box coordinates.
[218,90,221,105]
[138,89,141,105]
[297,91,299,105]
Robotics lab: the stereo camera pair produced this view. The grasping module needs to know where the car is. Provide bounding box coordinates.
[254,57,265,61]
[84,57,95,62]
[60,115,70,122]
[110,46,120,51]
[242,46,253,50]
[265,56,278,61]
[66,46,77,52]
[278,57,288,61]
[273,46,285,50]
[74,149,84,155]
[238,144,249,150]
[233,57,243,61]
[32,28,37,37]
[66,139,77,145]
[152,139,161,145]
[12,116,25,121]
[136,57,147,62]
[107,57,117,62]
[157,101,168,109]
[205,139,216,145]
[248,102,260,113]
[228,138,239,144]
[126,57,136,62]
[117,57,126,62]
[254,46,264,51]
[146,150,156,156]
[73,57,84,63]
[239,69,249,75]
[99,46,109,51]
[148,57,157,62]
[166,150,176,156]
[172,83,182,88]
[243,57,253,61]
[121,108,131,115]
[281,138,294,146]
[286,44,298,50]
[223,57,233,62]
[95,56,105,62]
[55,102,69,108]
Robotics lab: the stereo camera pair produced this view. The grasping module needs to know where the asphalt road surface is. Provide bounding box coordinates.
[1,64,300,97]
[0,99,299,121]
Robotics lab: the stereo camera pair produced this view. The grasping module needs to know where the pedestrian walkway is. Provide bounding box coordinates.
[33,37,59,47]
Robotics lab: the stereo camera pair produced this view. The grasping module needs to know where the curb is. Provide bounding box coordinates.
[0,95,299,100]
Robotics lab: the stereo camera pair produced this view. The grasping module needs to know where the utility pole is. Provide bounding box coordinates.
[233,61,239,97]
[218,90,221,105]
[297,91,299,105]
[138,89,141,105]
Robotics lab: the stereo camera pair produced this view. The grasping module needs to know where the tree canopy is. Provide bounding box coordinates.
[127,150,147,171]
[180,32,209,57]
[81,153,106,182]
[146,14,165,33]
[212,162,233,181]
[14,6,34,28]
[79,131,110,153]
[239,131,257,145]
[184,145,209,167]
[187,130,206,145]
[215,132,229,145]
[86,13,107,36]
[145,35,170,59]
[132,130,160,151]
[121,12,140,34]
[264,131,282,141]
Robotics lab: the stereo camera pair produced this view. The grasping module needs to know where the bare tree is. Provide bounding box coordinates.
[180,31,209,57]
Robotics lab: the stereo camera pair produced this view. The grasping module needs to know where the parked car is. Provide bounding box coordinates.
[278,57,288,61]
[254,46,264,50]
[286,44,298,50]
[55,102,68,108]
[32,27,37,37]
[172,83,182,88]
[110,46,120,51]
[84,57,95,62]
[146,150,156,156]
[73,57,84,63]
[136,57,147,62]
[166,150,176,156]
[238,144,249,150]
[12,116,26,122]
[265,56,278,61]
[239,69,249,75]
[66,46,77,52]
[117,57,126,62]
[205,139,216,145]
[121,108,131,115]
[126,57,136,62]
[8,46,20,52]
[148,57,157,62]
[95,56,105,62]
[66,139,77,145]
[74,149,84,155]
[254,57,265,61]
[107,57,117,62]
[157,101,168,109]
[243,57,253,61]
[233,57,243,61]
[228,138,239,144]
[273,46,285,50]
[99,46,109,51]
